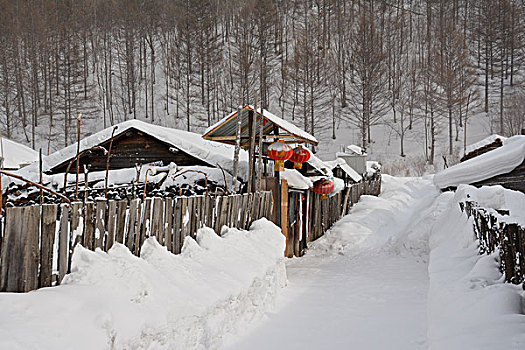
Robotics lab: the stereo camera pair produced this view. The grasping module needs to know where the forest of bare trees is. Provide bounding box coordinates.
[0,0,523,163]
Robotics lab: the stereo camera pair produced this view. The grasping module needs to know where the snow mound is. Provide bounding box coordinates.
[0,219,286,350]
[427,186,525,350]
[308,175,439,256]
[434,135,525,189]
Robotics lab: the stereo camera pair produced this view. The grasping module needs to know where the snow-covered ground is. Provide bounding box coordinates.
[1,176,524,349]
[223,176,525,350]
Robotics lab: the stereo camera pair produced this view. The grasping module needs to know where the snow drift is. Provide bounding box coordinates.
[427,185,525,350]
[0,219,286,350]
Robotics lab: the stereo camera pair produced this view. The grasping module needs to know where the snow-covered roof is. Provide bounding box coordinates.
[464,134,506,157]
[307,153,333,177]
[325,158,362,183]
[203,105,318,145]
[0,137,39,169]
[281,169,313,190]
[44,120,249,180]
[346,144,365,155]
[434,135,525,189]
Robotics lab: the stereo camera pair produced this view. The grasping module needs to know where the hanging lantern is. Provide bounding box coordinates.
[267,141,293,172]
[290,145,310,170]
[313,178,334,199]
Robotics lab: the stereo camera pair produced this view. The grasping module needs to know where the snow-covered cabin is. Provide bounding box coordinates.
[44,120,249,181]
[460,134,506,162]
[434,135,525,193]
[0,137,39,170]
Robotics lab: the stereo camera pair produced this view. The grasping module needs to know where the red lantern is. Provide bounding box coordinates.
[267,141,293,171]
[313,179,334,199]
[290,146,310,169]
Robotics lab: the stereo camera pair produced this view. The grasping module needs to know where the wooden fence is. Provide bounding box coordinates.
[460,201,525,286]
[283,175,382,257]
[0,191,272,292]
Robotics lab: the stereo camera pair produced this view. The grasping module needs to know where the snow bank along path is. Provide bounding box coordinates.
[225,176,525,350]
[0,219,286,349]
[225,176,438,349]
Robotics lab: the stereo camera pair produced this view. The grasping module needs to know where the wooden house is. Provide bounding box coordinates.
[45,120,249,181]
[434,135,525,193]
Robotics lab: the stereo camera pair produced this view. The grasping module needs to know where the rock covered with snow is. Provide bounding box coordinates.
[0,219,286,349]
[434,135,525,189]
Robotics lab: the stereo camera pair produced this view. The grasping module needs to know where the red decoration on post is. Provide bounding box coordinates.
[313,178,334,199]
[267,141,293,172]
[290,145,310,169]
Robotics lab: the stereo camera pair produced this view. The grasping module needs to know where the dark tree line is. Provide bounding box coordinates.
[0,0,523,163]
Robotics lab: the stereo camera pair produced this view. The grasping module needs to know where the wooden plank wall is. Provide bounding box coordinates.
[0,191,272,293]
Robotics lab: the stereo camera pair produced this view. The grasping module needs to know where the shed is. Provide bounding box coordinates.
[460,134,506,162]
[325,158,362,187]
[44,120,249,181]
[434,135,525,193]
[203,105,318,146]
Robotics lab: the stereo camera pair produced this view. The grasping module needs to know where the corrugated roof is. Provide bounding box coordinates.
[203,105,318,146]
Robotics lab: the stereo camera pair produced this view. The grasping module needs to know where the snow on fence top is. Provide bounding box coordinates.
[0,137,39,170]
[44,120,249,180]
[434,135,525,189]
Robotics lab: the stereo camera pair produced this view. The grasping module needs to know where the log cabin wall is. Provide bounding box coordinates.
[49,129,209,173]
[472,161,525,193]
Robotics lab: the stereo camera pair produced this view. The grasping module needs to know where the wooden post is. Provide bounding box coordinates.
[280,179,289,256]
[248,108,257,193]
[75,115,82,201]
[232,106,242,192]
[105,126,118,199]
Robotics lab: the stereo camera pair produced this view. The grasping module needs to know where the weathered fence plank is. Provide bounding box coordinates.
[39,205,58,288]
[0,206,40,292]
[94,200,106,250]
[83,202,95,250]
[115,200,127,244]
[58,204,70,282]
[164,198,174,250]
[126,199,139,252]
[106,200,117,250]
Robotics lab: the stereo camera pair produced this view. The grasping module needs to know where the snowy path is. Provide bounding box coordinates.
[224,176,439,350]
